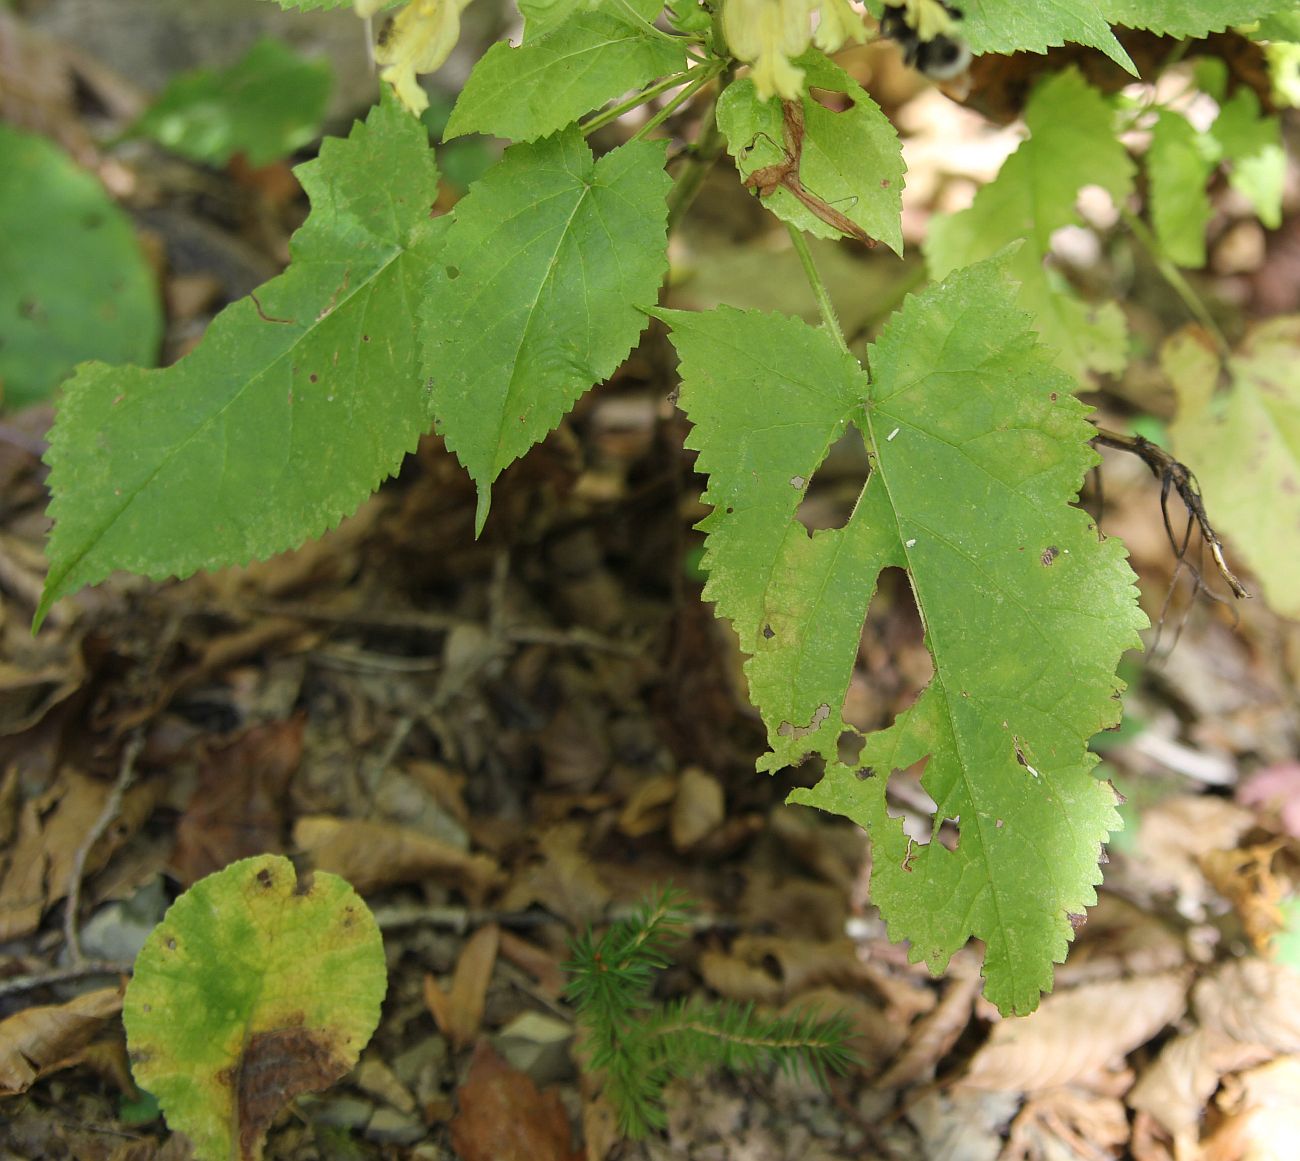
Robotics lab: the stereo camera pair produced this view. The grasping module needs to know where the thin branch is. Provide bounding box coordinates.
[0,960,131,1000]
[63,733,144,966]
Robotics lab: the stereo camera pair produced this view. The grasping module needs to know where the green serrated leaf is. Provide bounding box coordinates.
[1210,88,1285,228]
[1101,0,1296,39]
[37,94,443,627]
[1147,109,1214,268]
[656,253,1145,1015]
[717,53,905,255]
[926,69,1135,379]
[520,0,666,41]
[445,11,684,142]
[131,37,332,167]
[124,855,385,1161]
[956,0,1133,72]
[0,125,162,411]
[422,129,669,532]
[1165,320,1300,619]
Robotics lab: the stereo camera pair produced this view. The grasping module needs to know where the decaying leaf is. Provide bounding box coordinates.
[423,922,499,1050]
[0,986,123,1095]
[123,855,386,1161]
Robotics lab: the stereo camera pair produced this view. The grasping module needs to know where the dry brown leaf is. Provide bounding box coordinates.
[874,960,982,1089]
[171,717,303,886]
[1195,958,1300,1051]
[1004,1088,1128,1161]
[1203,1055,1300,1161]
[1128,1029,1270,1142]
[0,769,161,941]
[616,772,677,839]
[670,766,724,851]
[498,929,568,1000]
[1200,843,1288,953]
[0,986,123,1095]
[424,922,500,1050]
[1130,796,1255,918]
[450,1041,582,1161]
[294,815,503,901]
[498,822,611,926]
[960,973,1188,1093]
[699,936,872,1004]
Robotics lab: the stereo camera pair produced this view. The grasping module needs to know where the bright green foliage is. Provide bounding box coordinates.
[566,885,856,1137]
[132,38,332,167]
[37,95,442,626]
[952,0,1132,71]
[927,70,1135,380]
[420,129,670,532]
[519,0,666,42]
[123,855,386,1161]
[446,11,685,141]
[0,125,161,411]
[1165,320,1300,620]
[658,254,1146,1014]
[1209,89,1285,229]
[1147,110,1214,268]
[1102,0,1297,38]
[717,53,905,256]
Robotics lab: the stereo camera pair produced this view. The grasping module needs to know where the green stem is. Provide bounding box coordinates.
[666,91,727,232]
[581,69,699,136]
[786,223,849,354]
[1120,207,1231,358]
[629,67,719,143]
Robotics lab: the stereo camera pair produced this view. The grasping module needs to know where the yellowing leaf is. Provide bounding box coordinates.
[123,856,386,1161]
[1165,319,1300,619]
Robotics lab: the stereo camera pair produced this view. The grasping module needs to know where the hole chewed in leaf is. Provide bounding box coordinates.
[777,702,831,741]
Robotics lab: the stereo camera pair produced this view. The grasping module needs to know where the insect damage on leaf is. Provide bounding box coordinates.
[653,252,1146,1015]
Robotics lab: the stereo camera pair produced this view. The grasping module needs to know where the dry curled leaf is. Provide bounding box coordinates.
[960,974,1188,1093]
[424,922,499,1050]
[0,986,123,1095]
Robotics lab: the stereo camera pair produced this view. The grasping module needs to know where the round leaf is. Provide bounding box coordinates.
[123,855,386,1161]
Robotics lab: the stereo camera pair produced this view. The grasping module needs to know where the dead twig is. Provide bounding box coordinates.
[0,960,131,1000]
[1091,428,1249,602]
[63,733,144,966]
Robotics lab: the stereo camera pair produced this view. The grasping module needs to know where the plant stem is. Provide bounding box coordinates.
[666,93,727,232]
[1120,207,1231,358]
[786,223,849,354]
[581,70,699,136]
[629,67,719,143]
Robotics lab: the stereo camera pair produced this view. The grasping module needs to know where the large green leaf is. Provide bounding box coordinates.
[1147,109,1214,268]
[1165,320,1300,620]
[1101,0,1297,38]
[444,11,685,142]
[0,125,162,411]
[518,0,666,43]
[131,37,332,167]
[717,53,905,256]
[1209,89,1285,229]
[38,94,443,627]
[124,855,385,1161]
[951,0,1133,71]
[655,253,1145,1015]
[421,129,670,532]
[926,70,1135,380]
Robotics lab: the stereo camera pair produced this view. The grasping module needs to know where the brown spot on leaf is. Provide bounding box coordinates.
[236,1025,348,1159]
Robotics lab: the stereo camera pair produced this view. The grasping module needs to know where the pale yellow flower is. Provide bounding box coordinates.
[722,0,866,101]
[813,0,867,52]
[903,0,961,42]
[371,0,475,114]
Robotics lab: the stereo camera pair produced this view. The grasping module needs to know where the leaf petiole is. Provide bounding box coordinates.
[786,223,849,355]
[581,66,710,136]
